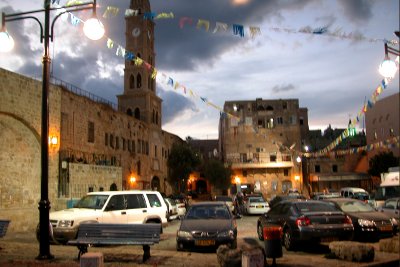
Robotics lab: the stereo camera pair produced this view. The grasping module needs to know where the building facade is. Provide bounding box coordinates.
[0,0,182,233]
[219,98,309,199]
[365,92,399,158]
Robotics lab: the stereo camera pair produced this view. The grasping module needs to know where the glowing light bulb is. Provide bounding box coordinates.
[83,17,105,41]
[0,31,14,52]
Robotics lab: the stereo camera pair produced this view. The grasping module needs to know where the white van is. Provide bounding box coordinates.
[373,167,400,208]
[340,187,368,198]
[41,190,168,244]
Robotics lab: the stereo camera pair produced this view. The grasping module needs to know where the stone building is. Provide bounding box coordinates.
[0,0,182,233]
[219,98,309,199]
[365,92,399,158]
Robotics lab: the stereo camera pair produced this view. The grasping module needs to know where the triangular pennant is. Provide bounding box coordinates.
[197,19,210,32]
[107,38,114,49]
[179,17,193,29]
[233,24,244,37]
[213,22,228,33]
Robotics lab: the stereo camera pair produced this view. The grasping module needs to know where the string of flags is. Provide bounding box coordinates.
[305,136,400,158]
[52,1,399,157]
[97,4,398,44]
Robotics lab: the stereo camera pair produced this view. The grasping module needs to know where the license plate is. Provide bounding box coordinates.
[379,225,392,232]
[256,205,263,208]
[195,239,215,246]
[321,237,339,242]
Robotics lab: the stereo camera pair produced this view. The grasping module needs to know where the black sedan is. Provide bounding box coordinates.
[324,198,394,241]
[176,202,237,251]
[257,200,353,251]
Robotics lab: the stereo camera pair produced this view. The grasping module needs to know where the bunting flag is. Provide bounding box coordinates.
[66,0,83,6]
[249,26,261,38]
[125,9,139,17]
[103,6,120,18]
[125,51,135,61]
[197,19,210,32]
[155,12,174,20]
[134,57,143,66]
[51,0,61,5]
[107,38,114,49]
[116,45,125,57]
[233,24,245,37]
[213,22,228,34]
[70,14,80,26]
[179,17,193,29]
[143,12,156,20]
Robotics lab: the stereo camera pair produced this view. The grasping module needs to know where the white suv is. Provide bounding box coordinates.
[43,190,168,244]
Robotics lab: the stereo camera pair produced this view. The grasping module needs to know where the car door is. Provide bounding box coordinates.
[381,198,400,219]
[101,194,128,223]
[125,193,148,223]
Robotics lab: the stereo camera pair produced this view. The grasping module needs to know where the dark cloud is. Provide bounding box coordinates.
[337,0,373,24]
[272,83,296,93]
[158,89,197,125]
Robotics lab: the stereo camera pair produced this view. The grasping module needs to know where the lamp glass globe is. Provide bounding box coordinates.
[0,31,15,52]
[83,18,105,41]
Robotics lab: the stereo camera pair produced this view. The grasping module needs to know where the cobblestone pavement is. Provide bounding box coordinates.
[0,216,399,266]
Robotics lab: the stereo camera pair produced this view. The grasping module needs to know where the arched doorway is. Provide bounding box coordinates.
[151,176,161,191]
[195,179,208,194]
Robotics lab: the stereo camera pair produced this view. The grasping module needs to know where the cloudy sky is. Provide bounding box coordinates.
[0,0,399,140]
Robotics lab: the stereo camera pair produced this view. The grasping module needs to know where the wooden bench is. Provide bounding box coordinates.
[67,223,161,262]
[0,220,10,238]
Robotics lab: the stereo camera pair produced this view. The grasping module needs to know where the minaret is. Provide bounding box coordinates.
[118,0,162,128]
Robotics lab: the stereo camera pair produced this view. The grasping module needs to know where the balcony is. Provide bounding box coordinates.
[225,154,294,169]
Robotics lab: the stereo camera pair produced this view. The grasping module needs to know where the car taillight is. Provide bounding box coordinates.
[296,216,311,226]
[249,205,255,208]
[344,215,352,225]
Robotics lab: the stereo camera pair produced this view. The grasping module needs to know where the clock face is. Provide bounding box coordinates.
[132,27,141,37]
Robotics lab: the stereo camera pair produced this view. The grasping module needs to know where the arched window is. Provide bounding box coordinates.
[266,105,274,111]
[137,74,142,88]
[127,108,133,116]
[156,112,159,125]
[134,108,140,120]
[129,75,135,89]
[152,109,155,123]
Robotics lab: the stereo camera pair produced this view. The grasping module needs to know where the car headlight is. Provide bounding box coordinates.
[218,230,235,238]
[58,220,74,228]
[390,218,398,226]
[358,219,375,227]
[177,230,192,238]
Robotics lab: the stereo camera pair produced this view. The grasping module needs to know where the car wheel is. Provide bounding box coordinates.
[257,223,264,241]
[176,242,184,251]
[283,228,295,251]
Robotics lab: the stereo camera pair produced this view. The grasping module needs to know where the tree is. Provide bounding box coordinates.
[167,142,200,193]
[368,151,399,177]
[203,159,232,191]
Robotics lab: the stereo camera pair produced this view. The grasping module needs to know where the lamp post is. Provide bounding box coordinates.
[1,1,104,260]
[379,32,400,78]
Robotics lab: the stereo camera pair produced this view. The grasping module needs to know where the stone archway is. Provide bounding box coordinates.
[0,113,41,232]
[151,176,161,191]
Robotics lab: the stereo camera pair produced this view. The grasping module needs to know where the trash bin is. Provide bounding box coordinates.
[264,225,283,264]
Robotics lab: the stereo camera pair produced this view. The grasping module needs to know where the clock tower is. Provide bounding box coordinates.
[118,0,162,128]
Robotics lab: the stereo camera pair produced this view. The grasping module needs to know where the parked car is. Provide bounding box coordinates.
[38,190,168,244]
[257,199,353,250]
[165,198,179,221]
[244,196,270,215]
[324,198,395,241]
[176,201,237,251]
[268,194,306,208]
[313,193,341,200]
[340,187,368,198]
[377,197,400,219]
[215,195,235,213]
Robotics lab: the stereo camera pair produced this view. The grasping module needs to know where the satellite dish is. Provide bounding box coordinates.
[213,149,218,157]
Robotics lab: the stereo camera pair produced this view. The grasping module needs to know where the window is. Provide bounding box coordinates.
[106,195,126,211]
[284,169,289,176]
[126,194,146,209]
[129,74,135,89]
[155,145,158,157]
[277,117,283,125]
[110,134,114,148]
[137,139,141,153]
[299,117,304,125]
[88,121,94,143]
[282,102,287,109]
[270,153,277,162]
[128,140,131,151]
[122,138,126,151]
[147,194,162,207]
[315,165,321,173]
[240,153,247,163]
[132,140,136,152]
[332,165,338,172]
[105,133,108,146]
[137,74,142,88]
[116,136,120,150]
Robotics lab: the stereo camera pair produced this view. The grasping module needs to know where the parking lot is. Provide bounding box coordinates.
[0,214,398,266]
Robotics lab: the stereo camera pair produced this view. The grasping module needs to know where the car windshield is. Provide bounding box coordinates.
[249,197,265,203]
[295,202,339,212]
[74,195,109,209]
[338,200,375,212]
[216,196,232,202]
[186,205,230,219]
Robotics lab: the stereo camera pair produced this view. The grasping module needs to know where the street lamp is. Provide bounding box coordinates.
[379,32,400,79]
[0,1,104,260]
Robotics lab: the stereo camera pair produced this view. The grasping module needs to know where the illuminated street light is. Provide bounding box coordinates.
[379,32,400,78]
[1,1,103,260]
